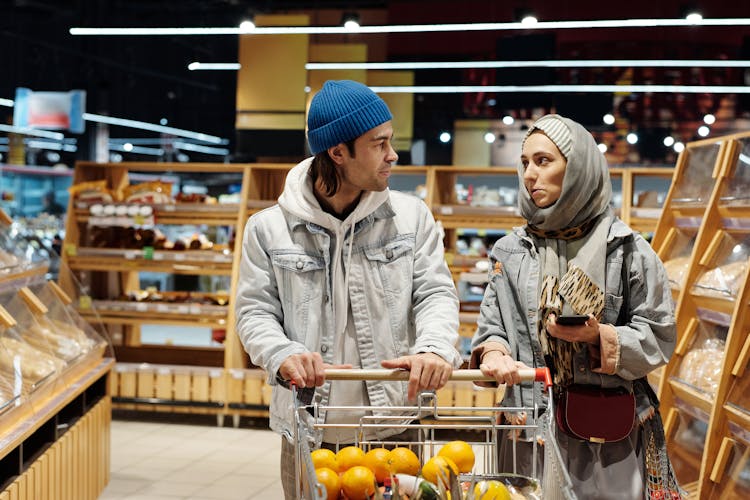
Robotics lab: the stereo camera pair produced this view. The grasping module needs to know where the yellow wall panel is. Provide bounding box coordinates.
[368,70,414,152]
[453,119,492,166]
[236,14,310,125]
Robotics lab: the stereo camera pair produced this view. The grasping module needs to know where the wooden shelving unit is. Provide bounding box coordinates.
[649,132,750,498]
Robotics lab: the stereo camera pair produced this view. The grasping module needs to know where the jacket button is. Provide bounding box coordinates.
[321,345,328,353]
[296,260,304,270]
[386,250,393,259]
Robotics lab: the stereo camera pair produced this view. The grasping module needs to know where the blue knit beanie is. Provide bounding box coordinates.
[307,80,393,155]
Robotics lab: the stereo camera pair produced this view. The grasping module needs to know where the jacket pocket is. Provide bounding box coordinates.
[271,250,326,339]
[363,237,415,293]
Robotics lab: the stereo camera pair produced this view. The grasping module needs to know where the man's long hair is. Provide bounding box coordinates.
[310,139,356,197]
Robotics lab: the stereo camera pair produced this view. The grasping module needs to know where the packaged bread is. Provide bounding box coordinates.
[0,336,65,384]
[69,180,116,203]
[20,319,85,362]
[693,260,748,298]
[662,256,691,290]
[677,337,725,396]
[0,375,16,409]
[123,181,173,204]
[0,249,20,270]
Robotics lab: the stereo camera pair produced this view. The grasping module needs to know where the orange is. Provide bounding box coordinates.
[437,440,475,473]
[341,465,376,500]
[336,445,366,472]
[474,480,511,500]
[315,467,341,500]
[390,447,420,476]
[421,455,459,487]
[363,447,394,483]
[311,448,338,472]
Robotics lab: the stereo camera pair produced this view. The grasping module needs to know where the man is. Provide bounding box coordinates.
[235,80,461,498]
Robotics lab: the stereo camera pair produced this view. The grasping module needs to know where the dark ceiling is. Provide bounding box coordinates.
[2,0,750,165]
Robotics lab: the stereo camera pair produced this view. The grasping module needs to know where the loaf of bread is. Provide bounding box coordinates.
[677,337,725,396]
[0,336,65,384]
[20,318,90,362]
[693,260,748,298]
[663,256,691,289]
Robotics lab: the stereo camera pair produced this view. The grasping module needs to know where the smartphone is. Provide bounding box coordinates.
[556,314,589,326]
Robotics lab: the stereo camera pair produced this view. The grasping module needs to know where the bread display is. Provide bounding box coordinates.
[663,256,691,290]
[0,336,65,386]
[676,337,725,397]
[693,260,748,298]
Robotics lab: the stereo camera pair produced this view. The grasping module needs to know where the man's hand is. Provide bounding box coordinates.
[479,351,530,386]
[279,352,352,388]
[381,352,452,400]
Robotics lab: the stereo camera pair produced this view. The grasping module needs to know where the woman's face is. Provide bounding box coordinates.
[521,131,568,208]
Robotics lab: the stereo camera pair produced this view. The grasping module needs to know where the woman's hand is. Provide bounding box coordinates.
[547,313,601,345]
[479,351,531,386]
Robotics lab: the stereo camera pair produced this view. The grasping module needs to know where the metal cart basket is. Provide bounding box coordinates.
[292,367,576,500]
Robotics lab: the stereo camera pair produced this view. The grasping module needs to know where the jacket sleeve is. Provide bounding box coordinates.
[235,217,307,385]
[609,236,676,380]
[410,202,463,367]
[470,256,513,367]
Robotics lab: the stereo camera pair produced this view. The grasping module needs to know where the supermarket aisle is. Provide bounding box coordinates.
[100,418,284,499]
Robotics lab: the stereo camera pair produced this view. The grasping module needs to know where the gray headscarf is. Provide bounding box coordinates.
[518,114,614,386]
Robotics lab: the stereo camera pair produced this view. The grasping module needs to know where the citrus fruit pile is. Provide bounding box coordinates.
[307,439,517,499]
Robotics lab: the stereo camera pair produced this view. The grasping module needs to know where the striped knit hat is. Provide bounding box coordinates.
[524,114,573,159]
[307,80,393,155]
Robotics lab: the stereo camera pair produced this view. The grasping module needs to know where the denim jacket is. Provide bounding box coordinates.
[235,159,461,439]
[471,219,676,412]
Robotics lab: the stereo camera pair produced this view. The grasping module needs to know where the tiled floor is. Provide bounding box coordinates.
[100,416,284,500]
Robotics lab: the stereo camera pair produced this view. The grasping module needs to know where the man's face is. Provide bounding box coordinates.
[337,121,398,193]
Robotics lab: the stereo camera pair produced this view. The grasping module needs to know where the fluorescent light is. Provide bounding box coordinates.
[439,132,451,143]
[597,143,608,153]
[521,16,538,27]
[674,142,685,153]
[502,115,515,125]
[110,137,230,145]
[627,133,638,144]
[239,20,255,31]
[686,13,703,23]
[0,124,65,140]
[110,143,164,156]
[368,84,750,93]
[703,113,716,124]
[307,59,750,70]
[0,98,13,107]
[663,136,675,147]
[173,141,230,155]
[698,125,710,137]
[69,18,750,36]
[483,132,496,144]
[603,113,615,125]
[26,140,77,152]
[83,113,224,144]
[188,62,241,71]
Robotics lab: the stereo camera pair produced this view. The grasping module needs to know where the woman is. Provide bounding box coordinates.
[471,114,682,499]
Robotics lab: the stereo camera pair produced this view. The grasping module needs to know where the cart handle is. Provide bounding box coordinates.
[324,368,552,388]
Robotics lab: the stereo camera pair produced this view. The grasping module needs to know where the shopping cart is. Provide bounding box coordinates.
[292,367,576,500]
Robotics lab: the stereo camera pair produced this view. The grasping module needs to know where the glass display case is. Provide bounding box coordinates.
[718,137,750,208]
[670,142,722,208]
[692,232,750,300]
[672,315,728,399]
[668,399,710,486]
[661,231,698,292]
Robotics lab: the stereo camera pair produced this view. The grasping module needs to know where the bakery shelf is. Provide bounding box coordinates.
[67,247,233,275]
[74,202,240,226]
[669,378,715,416]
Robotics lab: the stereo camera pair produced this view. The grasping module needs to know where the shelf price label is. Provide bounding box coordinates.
[65,244,77,257]
[143,246,154,260]
[79,295,92,309]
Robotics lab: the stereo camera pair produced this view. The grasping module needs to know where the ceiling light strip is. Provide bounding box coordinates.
[83,113,223,144]
[0,124,65,140]
[173,141,230,155]
[110,144,164,155]
[308,59,750,70]
[369,84,750,94]
[0,98,13,107]
[69,18,750,36]
[188,62,241,71]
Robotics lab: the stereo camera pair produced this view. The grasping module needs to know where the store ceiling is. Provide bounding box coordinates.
[2,0,749,165]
